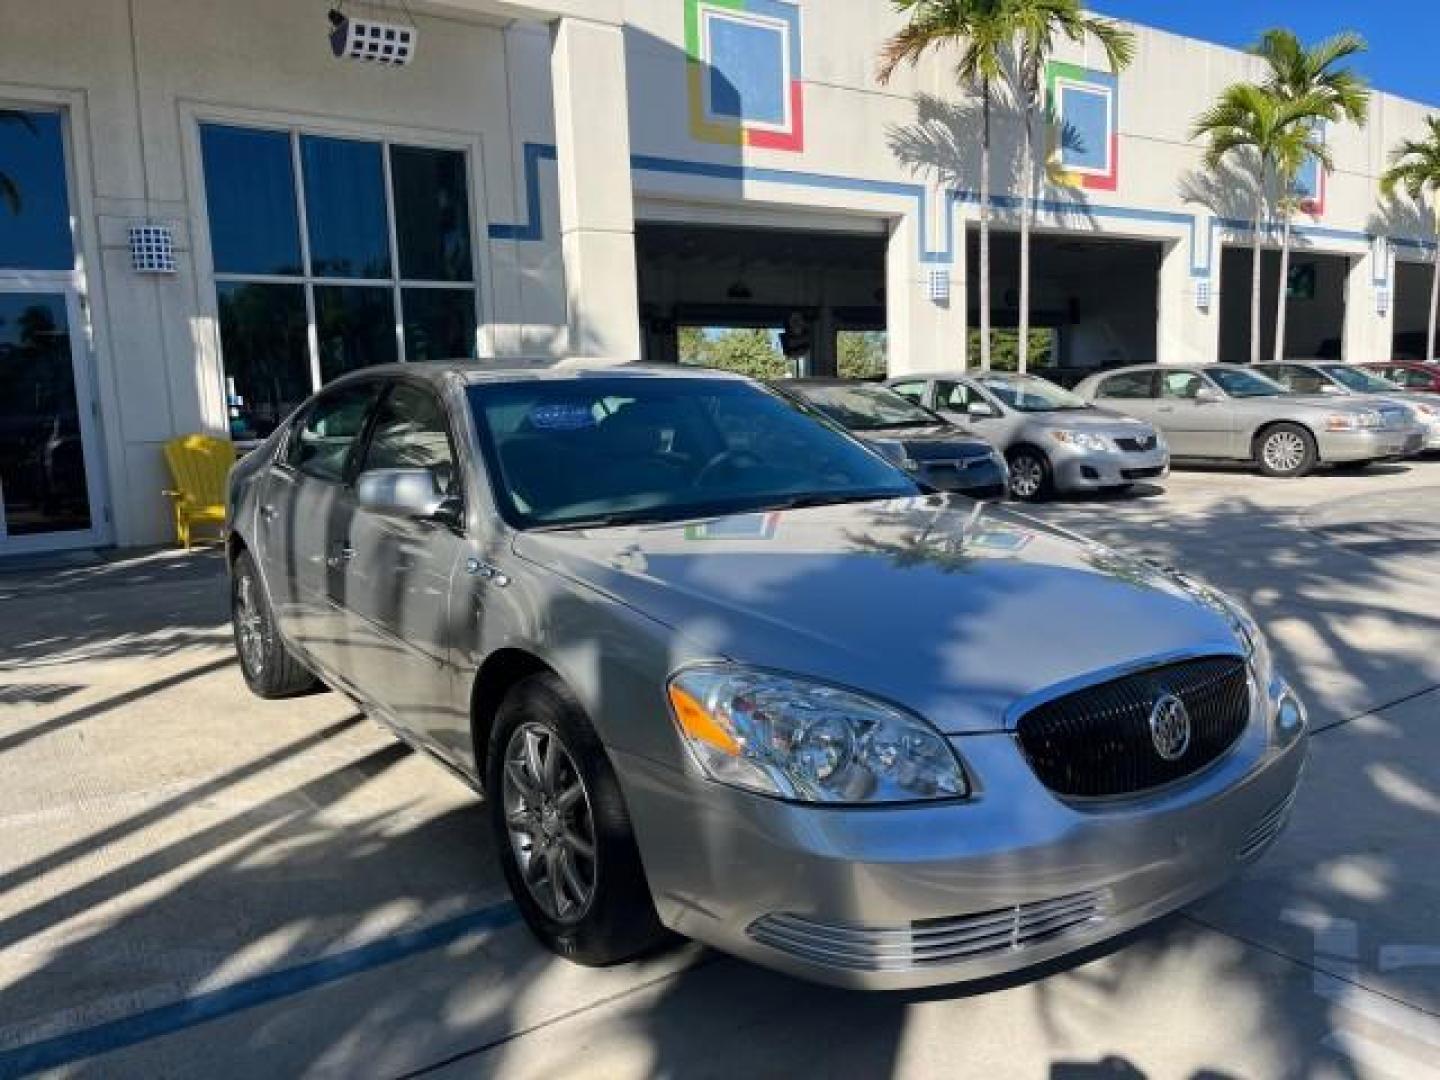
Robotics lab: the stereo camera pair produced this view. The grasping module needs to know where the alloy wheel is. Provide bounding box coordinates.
[1262,431,1306,475]
[234,574,267,677]
[1010,454,1045,499]
[501,722,598,924]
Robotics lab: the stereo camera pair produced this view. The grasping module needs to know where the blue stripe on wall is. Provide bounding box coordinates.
[487,141,1438,285]
[487,142,558,242]
[0,901,521,1078]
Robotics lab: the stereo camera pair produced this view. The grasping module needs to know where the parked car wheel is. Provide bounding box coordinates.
[1006,447,1053,502]
[487,672,667,967]
[1255,424,1318,478]
[230,550,319,698]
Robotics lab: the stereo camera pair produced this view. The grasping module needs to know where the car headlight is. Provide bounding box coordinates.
[1326,410,1381,431]
[1049,430,1114,452]
[667,666,968,803]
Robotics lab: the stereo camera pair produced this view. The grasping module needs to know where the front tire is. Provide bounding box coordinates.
[1006,447,1053,502]
[231,550,319,698]
[487,673,667,967]
[1255,424,1318,478]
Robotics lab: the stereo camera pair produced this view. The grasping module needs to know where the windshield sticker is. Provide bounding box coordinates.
[529,401,597,431]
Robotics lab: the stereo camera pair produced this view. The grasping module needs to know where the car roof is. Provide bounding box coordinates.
[780,377,887,389]
[886,370,1041,381]
[325,359,751,389]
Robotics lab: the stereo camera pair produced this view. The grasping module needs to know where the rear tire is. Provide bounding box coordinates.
[1255,424,1318,478]
[1006,447,1053,502]
[231,550,319,698]
[487,673,668,967]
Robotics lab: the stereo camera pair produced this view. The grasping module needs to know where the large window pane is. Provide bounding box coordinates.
[217,282,309,439]
[302,135,389,279]
[315,285,397,381]
[0,292,89,534]
[0,110,74,272]
[403,288,475,361]
[391,146,473,281]
[200,125,302,276]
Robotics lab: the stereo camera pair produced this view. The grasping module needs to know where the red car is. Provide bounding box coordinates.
[1360,360,1440,394]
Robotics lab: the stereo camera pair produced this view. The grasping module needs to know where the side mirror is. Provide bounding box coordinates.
[1320,383,1342,395]
[968,400,1000,419]
[355,468,458,525]
[1195,386,1225,404]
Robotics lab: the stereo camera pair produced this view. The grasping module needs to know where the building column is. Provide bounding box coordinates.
[1157,237,1219,365]
[550,17,641,360]
[1342,244,1392,362]
[886,213,965,375]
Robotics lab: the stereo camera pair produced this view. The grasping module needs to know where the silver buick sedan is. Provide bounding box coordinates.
[227,361,1308,989]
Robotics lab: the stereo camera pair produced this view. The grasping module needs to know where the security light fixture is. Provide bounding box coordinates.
[328,4,417,67]
[927,268,950,303]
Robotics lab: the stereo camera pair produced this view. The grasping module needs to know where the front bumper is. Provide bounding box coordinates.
[617,704,1306,990]
[1319,426,1426,462]
[1050,444,1170,493]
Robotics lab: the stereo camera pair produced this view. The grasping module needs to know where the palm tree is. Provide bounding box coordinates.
[1011,1,1133,373]
[1251,29,1369,362]
[1381,116,1440,363]
[878,0,1013,371]
[1191,84,1333,366]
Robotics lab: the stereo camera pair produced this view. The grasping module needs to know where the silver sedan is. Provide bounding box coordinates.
[887,372,1169,501]
[1074,363,1426,478]
[227,361,1307,990]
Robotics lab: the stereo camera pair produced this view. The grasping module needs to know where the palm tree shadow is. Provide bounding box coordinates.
[885,92,1097,232]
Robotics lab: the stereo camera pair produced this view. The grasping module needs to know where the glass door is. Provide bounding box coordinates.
[0,286,107,552]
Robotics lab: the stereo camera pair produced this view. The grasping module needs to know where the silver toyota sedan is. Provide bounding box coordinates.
[227,361,1308,990]
[1074,363,1425,477]
[886,372,1169,501]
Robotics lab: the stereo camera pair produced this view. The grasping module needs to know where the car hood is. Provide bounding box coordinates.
[860,425,993,460]
[512,497,1243,734]
[1020,406,1155,435]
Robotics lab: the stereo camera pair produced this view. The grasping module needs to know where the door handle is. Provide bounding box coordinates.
[326,545,356,569]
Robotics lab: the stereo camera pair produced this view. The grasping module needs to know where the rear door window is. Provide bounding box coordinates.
[287,381,381,482]
[889,380,928,406]
[1097,371,1158,400]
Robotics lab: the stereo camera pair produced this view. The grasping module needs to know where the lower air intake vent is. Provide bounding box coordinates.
[748,890,1109,972]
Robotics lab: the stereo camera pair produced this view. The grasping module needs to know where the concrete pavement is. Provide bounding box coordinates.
[1,462,1439,1078]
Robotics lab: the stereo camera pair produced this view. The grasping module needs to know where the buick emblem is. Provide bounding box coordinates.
[1148,693,1191,761]
[1135,434,1153,449]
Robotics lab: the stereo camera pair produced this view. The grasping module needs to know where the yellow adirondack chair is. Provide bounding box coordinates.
[163,434,233,549]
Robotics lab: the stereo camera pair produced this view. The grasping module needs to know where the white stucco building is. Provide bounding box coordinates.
[1,0,1436,553]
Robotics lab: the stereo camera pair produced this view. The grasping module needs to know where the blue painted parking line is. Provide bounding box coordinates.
[0,901,522,1079]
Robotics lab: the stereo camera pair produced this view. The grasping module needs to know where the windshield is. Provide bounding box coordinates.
[977,375,1087,412]
[468,377,919,529]
[1319,364,1399,394]
[1207,367,1284,398]
[788,382,940,431]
